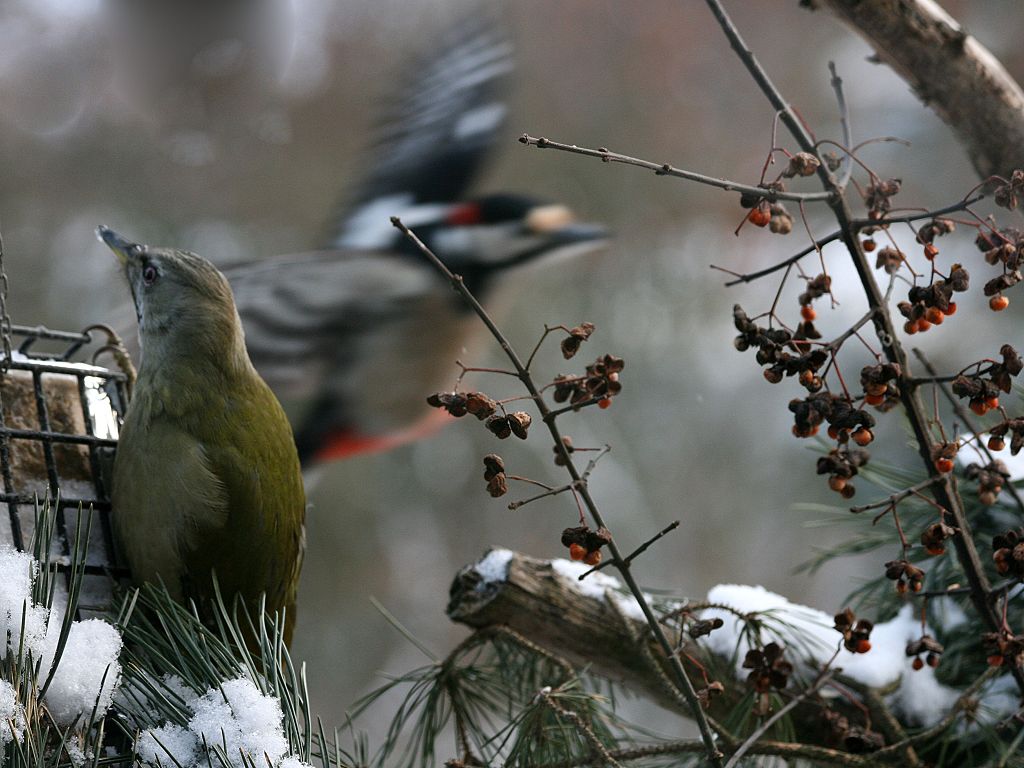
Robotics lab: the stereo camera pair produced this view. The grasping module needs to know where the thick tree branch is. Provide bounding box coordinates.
[815,0,1024,179]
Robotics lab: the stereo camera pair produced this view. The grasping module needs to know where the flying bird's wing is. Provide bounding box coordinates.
[226,251,470,461]
[328,13,514,250]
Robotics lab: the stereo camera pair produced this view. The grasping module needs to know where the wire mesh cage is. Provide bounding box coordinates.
[0,323,131,618]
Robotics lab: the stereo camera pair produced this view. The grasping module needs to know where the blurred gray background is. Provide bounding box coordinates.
[2,0,1021,744]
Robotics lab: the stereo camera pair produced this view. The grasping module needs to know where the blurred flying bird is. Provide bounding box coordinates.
[111,14,608,467]
[100,226,306,646]
[227,17,608,465]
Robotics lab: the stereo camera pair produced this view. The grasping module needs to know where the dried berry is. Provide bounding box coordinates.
[834,608,874,654]
[560,322,595,359]
[743,642,792,693]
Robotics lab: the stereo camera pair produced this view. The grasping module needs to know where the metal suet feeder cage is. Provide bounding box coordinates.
[0,321,132,617]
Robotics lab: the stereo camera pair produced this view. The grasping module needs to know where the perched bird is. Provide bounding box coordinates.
[99,225,306,646]
[225,18,608,465]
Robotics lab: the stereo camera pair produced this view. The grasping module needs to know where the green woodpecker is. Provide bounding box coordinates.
[99,225,305,646]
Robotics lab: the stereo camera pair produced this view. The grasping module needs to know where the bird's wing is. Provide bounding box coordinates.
[226,249,444,401]
[187,382,306,624]
[328,13,514,249]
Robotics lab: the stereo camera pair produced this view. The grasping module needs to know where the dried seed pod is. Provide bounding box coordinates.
[485,414,512,439]
[508,411,532,439]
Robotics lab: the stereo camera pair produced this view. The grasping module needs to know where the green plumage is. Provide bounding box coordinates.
[101,227,305,645]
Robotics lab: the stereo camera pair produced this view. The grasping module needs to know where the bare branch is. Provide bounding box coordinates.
[518,134,832,203]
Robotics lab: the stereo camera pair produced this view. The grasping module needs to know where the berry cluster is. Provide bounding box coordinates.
[951,344,1021,414]
[859,363,901,410]
[884,558,925,593]
[427,390,498,420]
[984,630,1024,668]
[783,152,821,179]
[915,217,956,260]
[695,680,725,710]
[975,223,1024,310]
[553,354,624,409]
[561,525,611,566]
[988,418,1024,454]
[993,170,1024,211]
[560,322,595,359]
[743,642,792,717]
[863,178,901,221]
[733,305,826,388]
[816,447,870,498]
[483,454,507,498]
[964,460,1010,505]
[822,710,885,754]
[739,185,794,233]
[485,411,532,440]
[790,392,875,444]
[687,616,724,639]
[992,527,1024,578]
[931,441,958,474]
[920,521,957,555]
[896,263,968,335]
[833,608,873,654]
[906,635,943,671]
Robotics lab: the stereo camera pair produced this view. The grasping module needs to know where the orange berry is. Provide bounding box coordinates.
[990,294,1010,311]
[904,320,917,335]
[827,425,840,440]
[970,400,989,416]
[748,207,770,227]
[568,543,586,561]
[912,657,924,671]
[925,307,944,325]
[916,318,931,333]
[855,639,872,654]
[583,550,602,566]
[852,427,874,446]
[840,484,856,499]
[896,580,908,594]
[943,302,957,316]
[985,396,1000,410]
[828,476,847,492]
[911,580,923,592]
[598,397,612,409]
[865,393,886,406]
[800,305,816,322]
[926,545,945,556]
[989,436,1006,451]
[935,457,954,474]
[924,243,939,260]
[862,239,877,252]
[988,654,1005,667]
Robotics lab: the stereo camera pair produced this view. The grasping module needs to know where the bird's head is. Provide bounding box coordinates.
[98,225,245,369]
[429,193,608,273]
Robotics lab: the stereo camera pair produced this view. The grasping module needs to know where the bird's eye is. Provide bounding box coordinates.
[142,264,159,285]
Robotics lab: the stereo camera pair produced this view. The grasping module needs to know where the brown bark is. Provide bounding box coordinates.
[817,0,1024,179]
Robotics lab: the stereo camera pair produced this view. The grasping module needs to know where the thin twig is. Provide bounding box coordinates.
[720,230,842,286]
[848,477,939,514]
[519,134,832,203]
[392,217,726,767]
[828,62,853,189]
[723,670,836,768]
[579,520,680,579]
[851,195,985,228]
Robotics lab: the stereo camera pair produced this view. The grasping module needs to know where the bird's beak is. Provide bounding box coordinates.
[96,225,143,268]
[548,221,610,246]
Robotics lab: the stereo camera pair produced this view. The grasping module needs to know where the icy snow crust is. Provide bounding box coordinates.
[518,551,1016,729]
[0,545,122,731]
[136,677,314,768]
